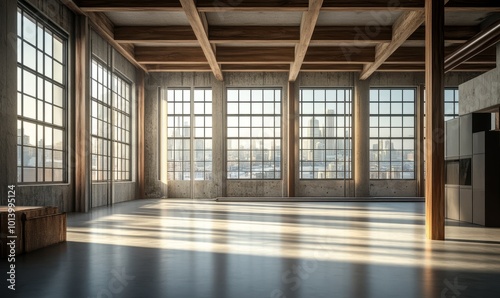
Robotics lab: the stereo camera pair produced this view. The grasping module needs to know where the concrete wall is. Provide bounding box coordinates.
[459,44,500,115]
[0,0,20,206]
[0,0,75,212]
[90,31,139,207]
[144,71,480,198]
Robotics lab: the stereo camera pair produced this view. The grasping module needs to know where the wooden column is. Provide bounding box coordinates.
[425,0,445,240]
[137,70,146,199]
[416,85,425,197]
[288,82,297,197]
[75,15,90,212]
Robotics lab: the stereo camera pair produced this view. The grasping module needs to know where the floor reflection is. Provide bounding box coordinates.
[1,199,500,298]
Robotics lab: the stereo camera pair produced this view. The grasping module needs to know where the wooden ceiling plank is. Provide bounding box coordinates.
[114,26,197,43]
[147,64,212,72]
[289,0,324,81]
[113,25,479,45]
[210,26,300,43]
[179,0,223,80]
[217,47,295,64]
[135,47,207,64]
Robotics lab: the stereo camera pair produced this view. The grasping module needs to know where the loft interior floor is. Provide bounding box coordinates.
[2,199,500,298]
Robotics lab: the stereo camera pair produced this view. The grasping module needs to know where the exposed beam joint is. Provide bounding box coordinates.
[360,9,425,80]
[289,0,324,81]
[61,1,148,72]
[179,0,223,80]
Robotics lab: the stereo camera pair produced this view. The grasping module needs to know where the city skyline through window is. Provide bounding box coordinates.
[227,88,282,179]
[299,88,352,179]
[17,6,67,183]
[370,88,416,179]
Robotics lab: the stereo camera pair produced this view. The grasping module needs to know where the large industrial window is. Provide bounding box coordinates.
[227,88,282,179]
[90,58,132,181]
[299,88,352,179]
[17,5,67,183]
[444,88,460,121]
[370,88,415,179]
[167,88,213,180]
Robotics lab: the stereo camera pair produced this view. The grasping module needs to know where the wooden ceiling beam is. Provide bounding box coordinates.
[146,64,212,72]
[210,26,300,43]
[138,46,360,64]
[217,47,295,64]
[222,64,291,72]
[135,47,207,64]
[360,10,425,79]
[144,62,494,73]
[301,64,364,71]
[304,47,375,64]
[289,0,324,81]
[179,0,223,80]
[113,25,479,45]
[114,26,197,43]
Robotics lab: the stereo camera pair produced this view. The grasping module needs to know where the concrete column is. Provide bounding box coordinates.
[354,77,371,197]
[497,42,500,69]
[0,0,18,205]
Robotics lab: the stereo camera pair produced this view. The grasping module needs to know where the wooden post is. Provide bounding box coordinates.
[288,82,296,197]
[75,15,90,212]
[417,85,425,197]
[425,0,445,240]
[137,70,145,199]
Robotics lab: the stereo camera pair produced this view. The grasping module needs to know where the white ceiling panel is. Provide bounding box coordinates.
[206,12,302,26]
[316,11,403,26]
[105,12,190,26]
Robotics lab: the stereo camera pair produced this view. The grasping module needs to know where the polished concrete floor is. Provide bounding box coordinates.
[2,199,500,298]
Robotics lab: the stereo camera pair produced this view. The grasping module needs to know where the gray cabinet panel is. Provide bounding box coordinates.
[446,186,460,220]
[460,115,472,156]
[472,154,485,191]
[473,190,485,226]
[459,188,473,223]
[473,132,485,154]
[446,118,460,159]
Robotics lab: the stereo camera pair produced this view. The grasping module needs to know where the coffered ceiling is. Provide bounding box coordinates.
[62,0,500,81]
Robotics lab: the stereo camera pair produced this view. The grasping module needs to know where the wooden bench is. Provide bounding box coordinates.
[0,206,66,258]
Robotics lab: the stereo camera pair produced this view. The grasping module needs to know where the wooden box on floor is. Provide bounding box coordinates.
[0,206,66,258]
